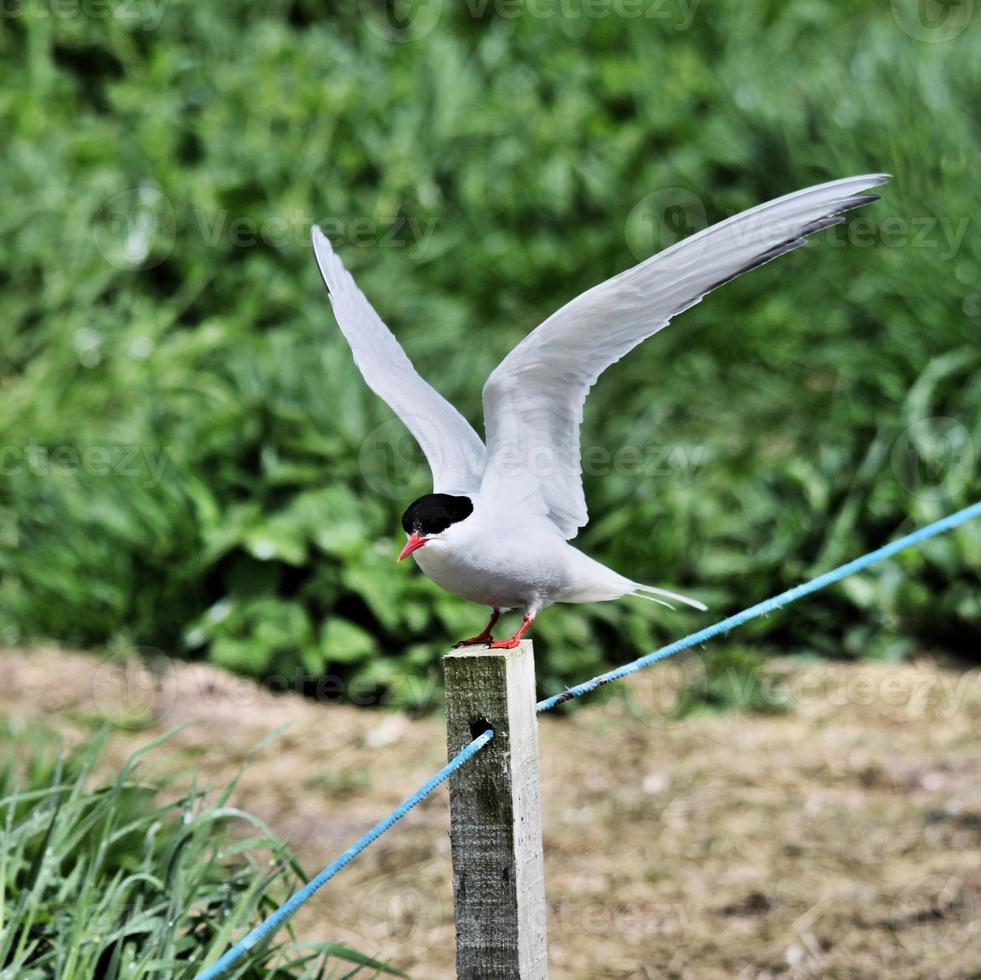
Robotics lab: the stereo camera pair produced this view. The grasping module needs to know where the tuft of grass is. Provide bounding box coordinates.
[0,723,406,979]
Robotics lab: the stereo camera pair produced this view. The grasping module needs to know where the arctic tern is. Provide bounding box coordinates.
[312,173,888,649]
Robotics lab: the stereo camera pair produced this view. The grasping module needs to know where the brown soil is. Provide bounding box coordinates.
[2,647,979,979]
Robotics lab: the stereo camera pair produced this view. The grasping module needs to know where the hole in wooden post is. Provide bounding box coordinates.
[469,716,492,741]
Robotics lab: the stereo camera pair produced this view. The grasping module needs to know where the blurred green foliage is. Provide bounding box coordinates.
[0,2,978,705]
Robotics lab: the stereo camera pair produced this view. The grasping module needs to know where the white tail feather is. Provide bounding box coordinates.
[631,583,707,612]
[628,592,676,610]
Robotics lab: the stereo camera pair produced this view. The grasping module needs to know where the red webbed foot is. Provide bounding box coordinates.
[452,608,500,649]
[452,634,494,649]
[487,613,534,650]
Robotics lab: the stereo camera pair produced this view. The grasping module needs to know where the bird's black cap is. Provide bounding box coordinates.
[402,494,473,536]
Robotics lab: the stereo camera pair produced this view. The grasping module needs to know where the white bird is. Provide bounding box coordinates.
[312,173,888,649]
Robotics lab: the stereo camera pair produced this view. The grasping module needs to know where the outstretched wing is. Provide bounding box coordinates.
[481,173,890,538]
[312,227,486,495]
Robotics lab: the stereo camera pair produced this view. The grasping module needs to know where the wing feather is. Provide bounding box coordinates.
[481,174,890,538]
[312,226,485,495]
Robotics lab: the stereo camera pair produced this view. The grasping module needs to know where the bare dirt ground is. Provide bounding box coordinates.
[2,646,979,979]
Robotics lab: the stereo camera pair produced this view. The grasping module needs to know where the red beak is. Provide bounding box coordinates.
[397,531,428,562]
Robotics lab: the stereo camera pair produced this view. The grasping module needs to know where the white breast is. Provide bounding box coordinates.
[410,500,632,613]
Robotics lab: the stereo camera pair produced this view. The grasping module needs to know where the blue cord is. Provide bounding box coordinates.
[194,728,494,980]
[537,499,981,712]
[197,498,980,978]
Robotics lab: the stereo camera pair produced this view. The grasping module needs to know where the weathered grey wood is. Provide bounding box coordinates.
[444,640,548,979]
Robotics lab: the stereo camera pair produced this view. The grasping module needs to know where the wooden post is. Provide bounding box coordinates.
[443,640,548,979]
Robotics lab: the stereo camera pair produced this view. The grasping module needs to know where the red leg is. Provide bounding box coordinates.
[452,608,501,649]
[488,613,534,650]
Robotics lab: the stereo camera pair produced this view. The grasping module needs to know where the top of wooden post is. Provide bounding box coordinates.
[443,638,534,661]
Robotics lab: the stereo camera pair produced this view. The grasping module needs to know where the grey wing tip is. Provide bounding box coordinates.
[701,204,868,296]
[310,225,334,296]
[800,214,845,236]
[846,193,881,208]
[849,172,891,188]
[822,191,882,224]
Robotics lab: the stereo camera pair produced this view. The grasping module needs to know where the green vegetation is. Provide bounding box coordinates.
[0,723,403,978]
[0,3,978,703]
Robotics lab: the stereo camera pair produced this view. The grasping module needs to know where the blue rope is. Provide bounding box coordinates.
[197,498,980,978]
[194,728,494,980]
[537,499,981,712]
